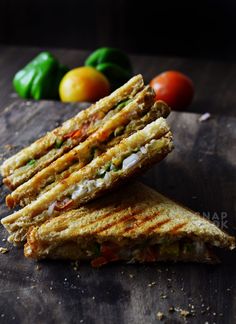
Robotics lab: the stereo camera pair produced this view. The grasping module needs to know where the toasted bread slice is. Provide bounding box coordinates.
[2,118,173,244]
[7,97,170,208]
[1,75,144,183]
[24,182,235,266]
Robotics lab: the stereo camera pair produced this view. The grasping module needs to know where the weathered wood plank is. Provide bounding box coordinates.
[0,100,235,324]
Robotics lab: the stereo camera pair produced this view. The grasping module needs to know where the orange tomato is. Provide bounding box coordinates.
[59,66,110,102]
[150,71,194,110]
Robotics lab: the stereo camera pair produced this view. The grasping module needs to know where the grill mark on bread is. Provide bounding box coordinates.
[123,212,160,233]
[170,222,187,234]
[68,205,132,233]
[91,208,144,235]
[145,219,171,234]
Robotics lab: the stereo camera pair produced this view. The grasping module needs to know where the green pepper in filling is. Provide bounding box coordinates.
[54,139,64,149]
[97,162,112,178]
[114,126,125,137]
[27,159,36,167]
[115,98,133,111]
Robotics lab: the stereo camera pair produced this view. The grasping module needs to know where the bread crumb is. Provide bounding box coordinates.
[72,261,79,271]
[0,247,8,254]
[180,309,190,317]
[199,112,211,122]
[156,312,164,321]
[4,144,14,151]
[148,281,156,287]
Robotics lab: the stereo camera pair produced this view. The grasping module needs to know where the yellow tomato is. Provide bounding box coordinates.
[59,66,110,102]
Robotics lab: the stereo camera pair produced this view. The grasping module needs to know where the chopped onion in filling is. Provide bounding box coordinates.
[72,183,89,200]
[47,202,57,216]
[140,146,148,154]
[71,139,157,200]
[122,153,141,170]
[122,139,156,170]
[96,178,104,188]
[104,172,112,183]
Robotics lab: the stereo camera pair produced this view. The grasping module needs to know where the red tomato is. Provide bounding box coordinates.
[150,71,194,110]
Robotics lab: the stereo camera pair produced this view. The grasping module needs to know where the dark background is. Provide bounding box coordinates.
[0,0,236,60]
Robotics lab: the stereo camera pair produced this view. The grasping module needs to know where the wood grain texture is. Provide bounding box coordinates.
[0,100,235,324]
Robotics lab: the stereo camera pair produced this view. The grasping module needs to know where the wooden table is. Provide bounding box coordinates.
[0,46,235,324]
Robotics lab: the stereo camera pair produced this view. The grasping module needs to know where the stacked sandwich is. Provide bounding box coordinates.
[1,75,235,266]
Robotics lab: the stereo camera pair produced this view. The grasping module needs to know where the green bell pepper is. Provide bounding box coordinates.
[13,52,69,100]
[85,47,133,90]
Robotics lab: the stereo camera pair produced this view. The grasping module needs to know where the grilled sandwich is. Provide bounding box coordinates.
[1,75,144,189]
[6,88,170,208]
[24,182,235,266]
[2,118,173,244]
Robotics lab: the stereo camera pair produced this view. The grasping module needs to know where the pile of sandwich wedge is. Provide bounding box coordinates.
[1,75,235,267]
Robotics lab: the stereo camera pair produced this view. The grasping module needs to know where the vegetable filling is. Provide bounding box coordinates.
[70,139,157,201]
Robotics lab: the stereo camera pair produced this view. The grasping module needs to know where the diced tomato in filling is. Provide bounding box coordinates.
[139,246,159,262]
[54,198,73,211]
[63,111,105,142]
[91,243,120,267]
[63,129,82,140]
[98,129,111,141]
[91,256,109,268]
[100,243,119,261]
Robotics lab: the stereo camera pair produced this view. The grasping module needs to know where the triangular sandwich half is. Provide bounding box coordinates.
[24,182,235,266]
[1,75,144,189]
